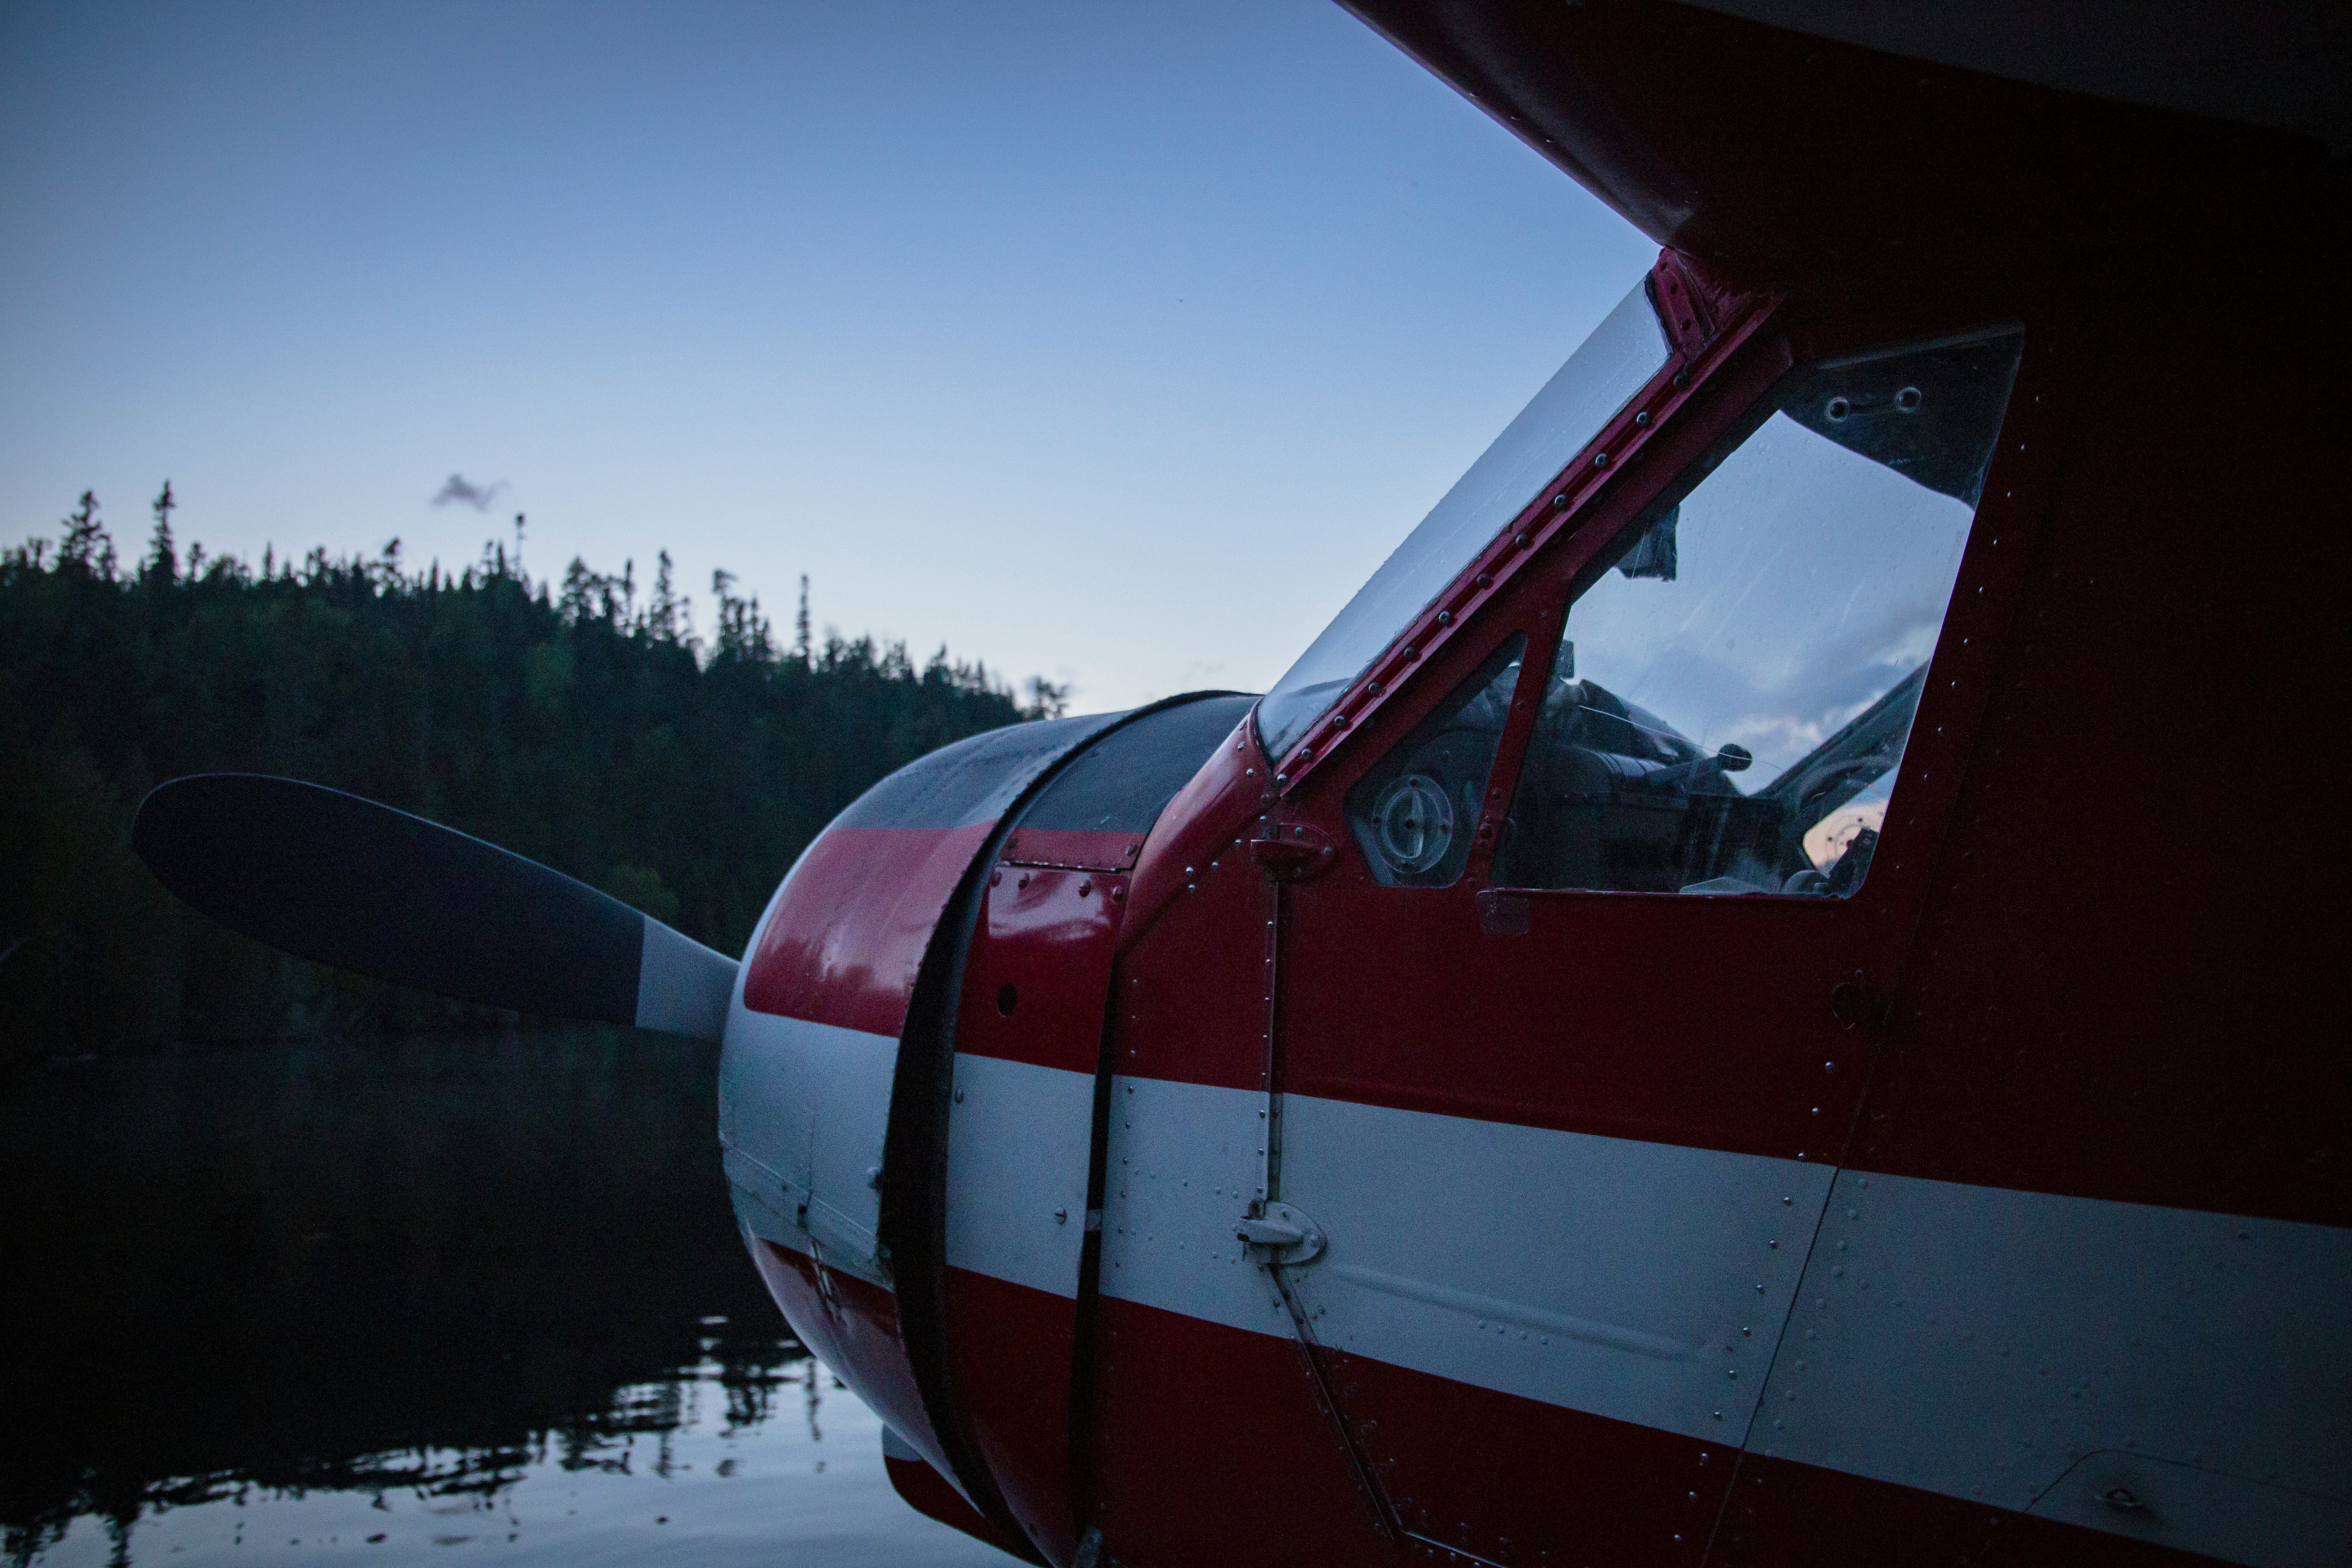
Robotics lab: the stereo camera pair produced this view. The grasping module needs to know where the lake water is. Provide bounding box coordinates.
[0,1033,1008,1568]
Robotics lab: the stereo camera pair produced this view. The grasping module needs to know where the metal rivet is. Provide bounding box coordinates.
[1437,610,1452,626]
[1635,411,1651,426]
[1474,573,1491,588]
[1593,452,1609,468]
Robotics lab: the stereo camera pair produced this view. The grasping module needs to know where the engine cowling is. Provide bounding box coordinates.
[719,692,1256,1562]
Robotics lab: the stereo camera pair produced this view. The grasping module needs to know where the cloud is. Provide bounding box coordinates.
[429,474,509,511]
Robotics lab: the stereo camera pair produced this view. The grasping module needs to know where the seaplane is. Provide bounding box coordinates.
[137,3,2349,1563]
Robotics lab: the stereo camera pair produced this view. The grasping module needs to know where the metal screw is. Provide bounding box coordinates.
[1593,452,1610,468]
[1054,1207,1068,1224]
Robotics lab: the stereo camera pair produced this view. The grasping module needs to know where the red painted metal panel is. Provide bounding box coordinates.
[1714,1452,2230,1568]
[1112,840,1272,1097]
[1713,1453,2009,1568]
[745,1240,951,1482]
[1338,2,2321,301]
[1321,1345,1729,1567]
[1280,876,1875,1161]
[1116,711,1268,957]
[883,1448,1032,1559]
[943,1268,1084,1566]
[956,867,1124,1075]
[1002,827,1142,872]
[741,822,994,1032]
[1105,719,1274,1096]
[1847,267,2352,1230]
[1087,1298,1407,1568]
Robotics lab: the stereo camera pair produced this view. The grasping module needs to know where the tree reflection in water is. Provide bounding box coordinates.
[0,1032,1002,1567]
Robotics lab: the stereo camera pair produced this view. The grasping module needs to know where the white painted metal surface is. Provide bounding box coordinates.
[943,1054,1095,1297]
[719,1006,897,1288]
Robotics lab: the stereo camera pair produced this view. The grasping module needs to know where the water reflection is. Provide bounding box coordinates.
[0,1033,1004,1567]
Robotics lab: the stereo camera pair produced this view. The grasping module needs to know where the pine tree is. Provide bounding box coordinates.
[145,481,178,587]
[58,491,116,579]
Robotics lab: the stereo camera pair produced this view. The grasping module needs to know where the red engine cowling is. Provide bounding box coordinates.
[720,693,1256,1562]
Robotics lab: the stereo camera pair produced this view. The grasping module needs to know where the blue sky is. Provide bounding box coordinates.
[2,0,1653,710]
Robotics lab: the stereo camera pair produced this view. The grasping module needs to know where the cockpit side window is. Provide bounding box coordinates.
[1493,329,2023,897]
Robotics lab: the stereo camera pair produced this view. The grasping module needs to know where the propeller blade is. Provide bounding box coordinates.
[132,774,737,1041]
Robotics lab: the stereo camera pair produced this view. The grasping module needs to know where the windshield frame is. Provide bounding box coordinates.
[1256,279,1676,763]
[1262,253,1782,800]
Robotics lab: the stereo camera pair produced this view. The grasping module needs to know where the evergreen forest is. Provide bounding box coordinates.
[0,485,1066,1066]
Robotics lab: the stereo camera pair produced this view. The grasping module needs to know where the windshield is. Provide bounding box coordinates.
[1257,278,1671,760]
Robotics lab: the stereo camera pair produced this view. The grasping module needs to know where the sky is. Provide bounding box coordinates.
[1,0,1655,711]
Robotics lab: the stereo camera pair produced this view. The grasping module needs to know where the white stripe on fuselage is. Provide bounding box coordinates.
[1761,1167,2351,1565]
[719,1008,896,1287]
[944,1053,1094,1298]
[1098,1074,2352,1568]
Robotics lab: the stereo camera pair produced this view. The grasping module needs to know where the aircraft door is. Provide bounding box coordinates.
[1259,330,2024,1568]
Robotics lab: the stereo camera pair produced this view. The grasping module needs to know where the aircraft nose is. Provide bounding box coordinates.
[718,692,1259,1565]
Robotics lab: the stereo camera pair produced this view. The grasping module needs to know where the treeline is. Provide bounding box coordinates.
[1,486,1063,1064]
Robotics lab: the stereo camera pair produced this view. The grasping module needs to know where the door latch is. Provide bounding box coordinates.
[1249,822,1338,882]
[1236,1201,1326,1263]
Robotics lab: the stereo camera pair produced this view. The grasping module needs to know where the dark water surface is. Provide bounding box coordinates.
[0,1033,1005,1567]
